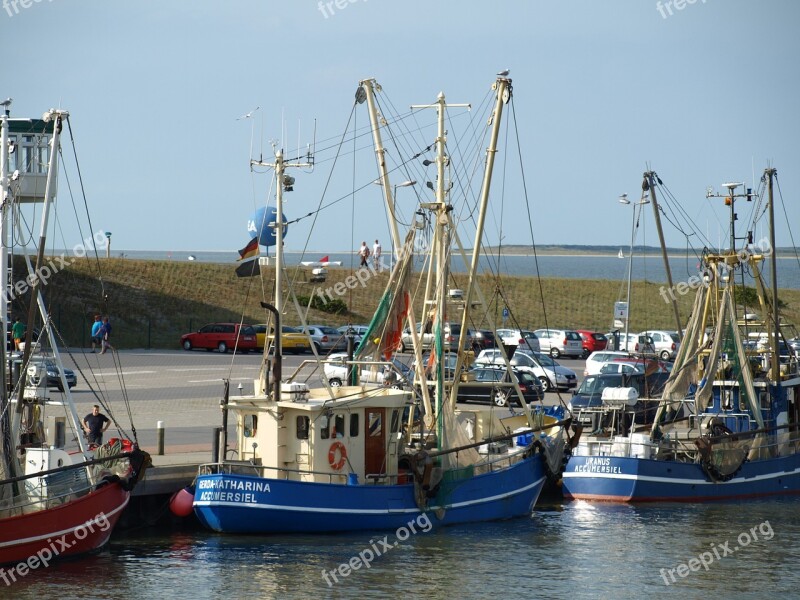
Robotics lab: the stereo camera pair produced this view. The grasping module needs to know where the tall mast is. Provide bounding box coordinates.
[644,172,682,338]
[411,91,469,446]
[765,167,780,381]
[449,77,510,402]
[251,148,312,400]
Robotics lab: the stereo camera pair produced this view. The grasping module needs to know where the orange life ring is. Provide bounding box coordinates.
[328,441,347,470]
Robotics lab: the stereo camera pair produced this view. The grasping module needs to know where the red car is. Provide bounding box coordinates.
[181,322,257,353]
[576,330,608,358]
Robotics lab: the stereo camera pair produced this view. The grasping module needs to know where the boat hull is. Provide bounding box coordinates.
[193,455,546,533]
[561,453,800,502]
[0,482,130,566]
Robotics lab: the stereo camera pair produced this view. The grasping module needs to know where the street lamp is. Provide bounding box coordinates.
[618,193,649,349]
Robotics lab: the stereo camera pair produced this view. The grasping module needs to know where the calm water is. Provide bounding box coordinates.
[117,250,800,290]
[11,499,800,599]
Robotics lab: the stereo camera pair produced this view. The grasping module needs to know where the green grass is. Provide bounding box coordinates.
[18,256,800,349]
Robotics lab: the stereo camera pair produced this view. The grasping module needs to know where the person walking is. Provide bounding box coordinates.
[83,404,110,445]
[90,315,103,352]
[358,241,370,267]
[11,317,25,351]
[372,239,382,270]
[99,317,115,354]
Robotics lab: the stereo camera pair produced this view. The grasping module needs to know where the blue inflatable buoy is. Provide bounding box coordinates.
[248,206,288,247]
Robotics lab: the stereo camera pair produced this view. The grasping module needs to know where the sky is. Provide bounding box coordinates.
[4,0,800,258]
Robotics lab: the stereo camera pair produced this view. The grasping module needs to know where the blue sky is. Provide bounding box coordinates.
[5,0,799,256]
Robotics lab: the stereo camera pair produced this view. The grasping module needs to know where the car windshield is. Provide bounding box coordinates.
[241,326,256,335]
[511,354,536,368]
[576,374,624,395]
[532,353,556,367]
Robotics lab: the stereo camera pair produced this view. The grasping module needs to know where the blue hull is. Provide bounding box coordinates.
[561,453,800,502]
[193,456,546,533]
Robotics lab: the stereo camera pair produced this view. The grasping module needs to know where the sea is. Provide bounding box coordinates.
[117,250,800,290]
[11,498,800,599]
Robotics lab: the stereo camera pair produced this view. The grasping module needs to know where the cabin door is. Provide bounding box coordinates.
[365,408,386,477]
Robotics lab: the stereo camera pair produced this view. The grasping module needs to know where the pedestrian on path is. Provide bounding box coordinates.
[372,239,382,269]
[358,241,370,267]
[99,317,115,354]
[90,315,103,352]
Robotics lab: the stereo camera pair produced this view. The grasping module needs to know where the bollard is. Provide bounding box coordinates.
[157,420,165,455]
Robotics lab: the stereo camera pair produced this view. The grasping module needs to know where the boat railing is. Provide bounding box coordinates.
[199,461,409,484]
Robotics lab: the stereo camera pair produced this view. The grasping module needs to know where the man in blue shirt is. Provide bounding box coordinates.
[90,315,102,352]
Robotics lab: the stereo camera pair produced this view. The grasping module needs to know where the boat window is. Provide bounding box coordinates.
[368,412,382,437]
[333,414,345,439]
[321,414,331,439]
[390,409,400,434]
[350,413,359,437]
[243,414,257,437]
[296,416,309,439]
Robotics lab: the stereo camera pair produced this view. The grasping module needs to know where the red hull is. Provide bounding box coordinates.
[0,482,130,567]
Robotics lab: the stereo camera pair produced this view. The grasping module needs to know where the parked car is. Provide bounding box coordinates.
[398,322,468,353]
[789,338,800,359]
[181,323,257,353]
[336,325,370,345]
[471,330,496,351]
[640,330,680,361]
[567,371,669,429]
[299,325,348,354]
[584,350,632,376]
[253,324,311,354]
[457,366,544,407]
[324,353,410,387]
[473,348,577,392]
[605,332,655,355]
[496,329,540,353]
[19,355,77,391]
[532,328,583,358]
[575,330,608,358]
[599,357,671,375]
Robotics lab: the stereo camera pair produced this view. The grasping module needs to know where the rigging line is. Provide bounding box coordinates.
[281,143,434,229]
[656,180,712,249]
[509,97,552,339]
[774,174,800,271]
[349,104,357,309]
[65,117,106,296]
[286,102,358,292]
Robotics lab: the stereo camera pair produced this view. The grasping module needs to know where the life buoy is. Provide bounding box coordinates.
[328,441,347,470]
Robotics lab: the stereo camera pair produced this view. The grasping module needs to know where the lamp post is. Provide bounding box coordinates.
[618,193,649,349]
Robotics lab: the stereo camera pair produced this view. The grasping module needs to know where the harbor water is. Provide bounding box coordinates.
[117,250,800,290]
[10,498,800,599]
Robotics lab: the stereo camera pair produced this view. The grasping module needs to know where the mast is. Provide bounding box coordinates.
[251,148,312,401]
[765,167,780,381]
[644,172,682,338]
[449,77,510,401]
[0,101,12,482]
[411,91,469,447]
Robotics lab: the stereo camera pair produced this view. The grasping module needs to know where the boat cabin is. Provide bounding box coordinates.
[227,383,412,485]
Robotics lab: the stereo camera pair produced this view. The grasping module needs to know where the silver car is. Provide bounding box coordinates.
[533,328,583,358]
[299,325,348,354]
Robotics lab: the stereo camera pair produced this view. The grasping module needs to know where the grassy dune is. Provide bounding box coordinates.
[21,256,800,350]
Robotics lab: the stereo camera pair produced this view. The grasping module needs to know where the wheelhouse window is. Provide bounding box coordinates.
[243,414,257,437]
[296,415,309,439]
[350,413,359,437]
[333,414,345,438]
[390,409,400,434]
[321,414,331,439]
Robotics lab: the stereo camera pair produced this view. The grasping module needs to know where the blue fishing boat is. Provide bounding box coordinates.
[190,76,565,534]
[562,172,800,502]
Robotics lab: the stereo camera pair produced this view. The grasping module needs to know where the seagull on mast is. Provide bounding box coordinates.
[237,106,260,120]
[497,69,510,77]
